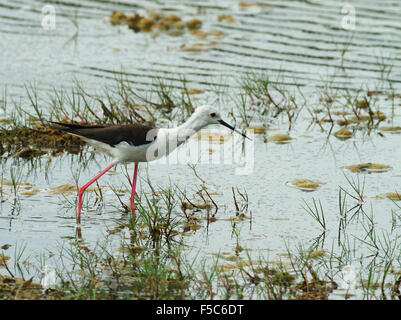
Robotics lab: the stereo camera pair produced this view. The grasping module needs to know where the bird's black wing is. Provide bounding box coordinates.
[50,122,158,147]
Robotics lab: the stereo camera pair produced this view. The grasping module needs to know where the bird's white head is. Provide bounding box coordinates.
[192,105,222,126]
[190,105,250,140]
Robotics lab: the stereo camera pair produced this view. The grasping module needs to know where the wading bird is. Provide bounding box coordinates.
[50,105,249,224]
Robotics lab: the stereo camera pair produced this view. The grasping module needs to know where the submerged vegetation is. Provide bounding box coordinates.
[109,10,203,36]
[1,175,400,300]
[0,123,84,159]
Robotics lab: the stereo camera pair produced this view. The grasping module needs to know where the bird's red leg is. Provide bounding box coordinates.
[129,163,139,218]
[77,161,116,224]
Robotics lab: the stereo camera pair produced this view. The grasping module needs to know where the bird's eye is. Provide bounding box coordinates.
[210,112,216,118]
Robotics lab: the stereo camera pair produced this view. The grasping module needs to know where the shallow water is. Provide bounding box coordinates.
[1,0,401,299]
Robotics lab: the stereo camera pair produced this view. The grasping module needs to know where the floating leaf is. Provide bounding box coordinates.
[181,88,204,95]
[218,14,235,23]
[218,259,260,272]
[345,163,390,173]
[268,133,292,144]
[333,128,352,140]
[355,99,369,109]
[20,189,41,197]
[378,126,401,132]
[291,179,324,192]
[384,192,401,201]
[109,11,127,25]
[309,250,327,259]
[49,184,76,194]
[185,18,202,30]
[248,126,266,134]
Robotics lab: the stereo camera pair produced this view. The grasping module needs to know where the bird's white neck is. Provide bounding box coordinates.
[145,111,212,162]
[178,112,207,132]
[172,112,207,146]
[151,112,208,154]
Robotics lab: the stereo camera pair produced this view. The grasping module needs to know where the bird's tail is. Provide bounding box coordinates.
[48,121,108,134]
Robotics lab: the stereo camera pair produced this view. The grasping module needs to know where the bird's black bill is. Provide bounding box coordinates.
[218,120,251,140]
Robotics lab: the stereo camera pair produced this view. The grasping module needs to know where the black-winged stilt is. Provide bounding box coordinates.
[50,105,249,224]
